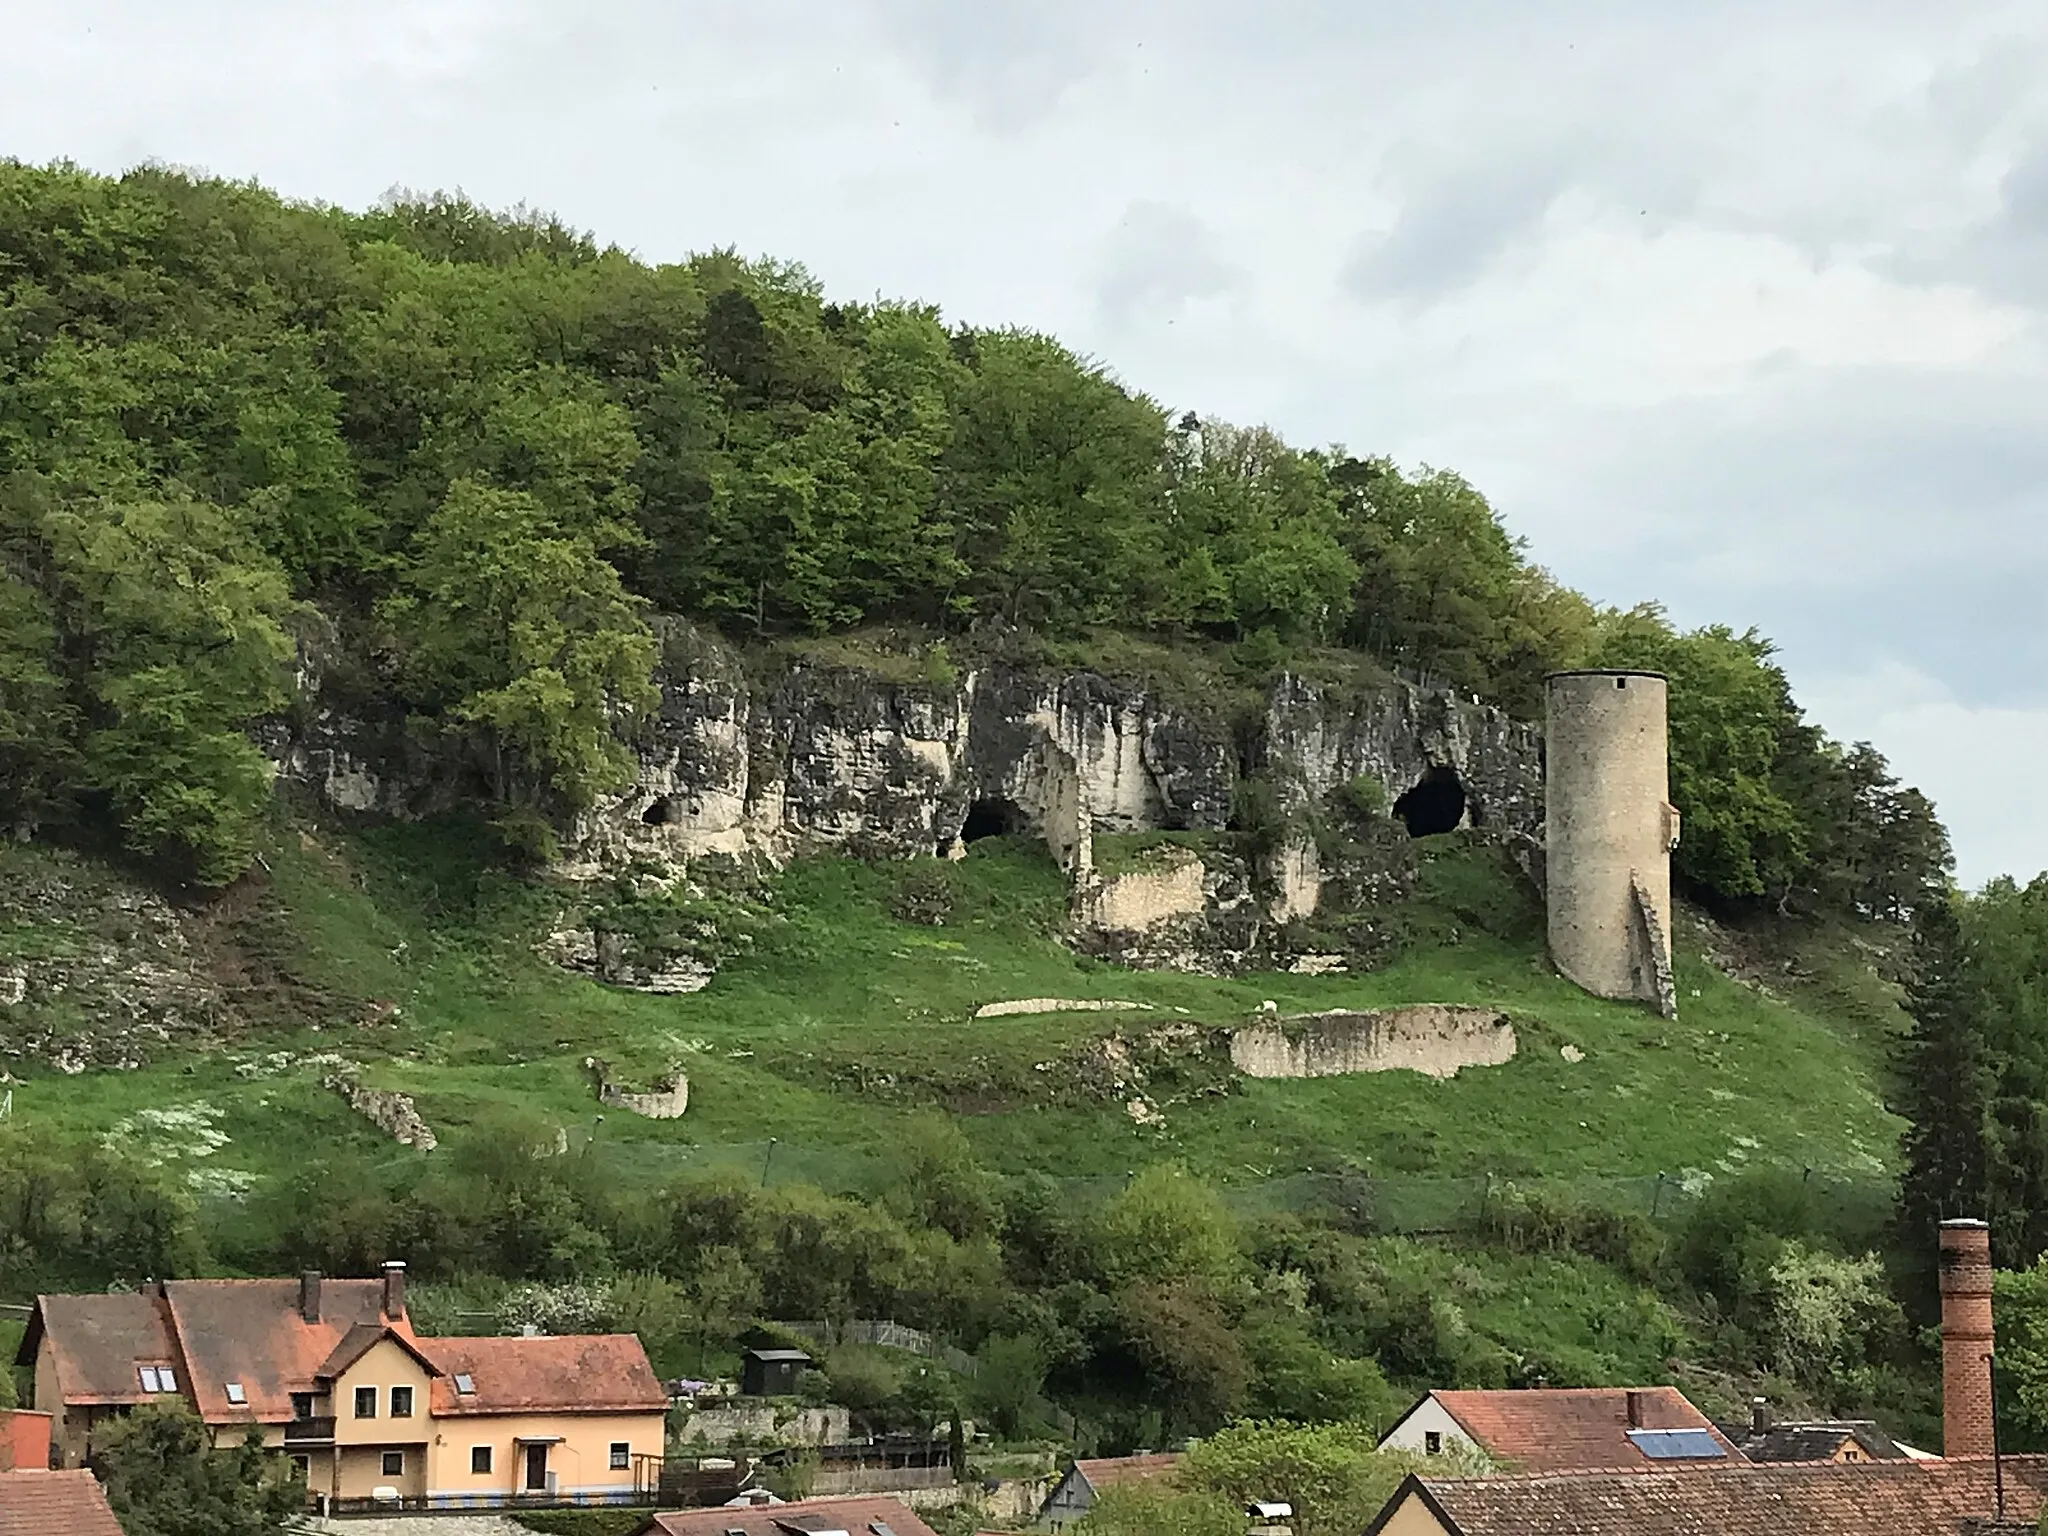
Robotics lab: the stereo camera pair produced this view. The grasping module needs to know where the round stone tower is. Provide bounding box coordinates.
[1544,670,1679,1014]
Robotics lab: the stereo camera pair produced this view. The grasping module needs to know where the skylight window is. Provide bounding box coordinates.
[1626,1429,1726,1460]
[453,1373,476,1395]
[137,1366,176,1393]
[225,1383,247,1405]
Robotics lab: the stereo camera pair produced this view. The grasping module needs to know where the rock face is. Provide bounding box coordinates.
[1230,1006,1519,1080]
[1260,675,1542,836]
[0,846,224,1072]
[277,621,1545,976]
[283,621,1539,877]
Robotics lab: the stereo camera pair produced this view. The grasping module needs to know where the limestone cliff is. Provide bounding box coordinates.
[279,622,1539,868]
[274,622,1543,975]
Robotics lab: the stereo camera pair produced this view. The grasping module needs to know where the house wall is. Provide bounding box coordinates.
[1378,1398,1475,1459]
[1039,1467,1092,1530]
[332,1339,434,1450]
[33,1336,106,1470]
[336,1441,425,1499]
[1371,1492,1455,1536]
[423,1409,665,1502]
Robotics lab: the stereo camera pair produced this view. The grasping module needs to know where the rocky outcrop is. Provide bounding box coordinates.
[1230,1006,1518,1080]
[282,621,1539,883]
[540,925,714,995]
[325,1069,438,1149]
[1261,675,1542,837]
[0,846,224,1071]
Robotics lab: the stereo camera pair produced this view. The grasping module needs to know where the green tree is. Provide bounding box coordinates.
[17,489,298,884]
[94,1405,301,1536]
[1895,897,1994,1260]
[1091,1165,1241,1289]
[1586,606,1804,901]
[1077,1484,1243,1536]
[1178,1420,1470,1536]
[944,329,1166,629]
[386,477,656,835]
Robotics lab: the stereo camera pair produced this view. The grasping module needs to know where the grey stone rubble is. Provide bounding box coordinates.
[301,1516,530,1536]
[324,1069,438,1149]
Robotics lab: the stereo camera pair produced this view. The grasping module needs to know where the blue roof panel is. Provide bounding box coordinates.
[1626,1428,1727,1460]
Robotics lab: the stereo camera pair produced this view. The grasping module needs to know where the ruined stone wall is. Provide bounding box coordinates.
[1229,1006,1518,1080]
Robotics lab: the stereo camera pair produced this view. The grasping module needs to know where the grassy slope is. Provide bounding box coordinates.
[0,816,1905,1207]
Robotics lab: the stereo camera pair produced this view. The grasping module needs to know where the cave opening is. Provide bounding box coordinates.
[1393,766,1466,837]
[641,798,672,827]
[960,797,1024,844]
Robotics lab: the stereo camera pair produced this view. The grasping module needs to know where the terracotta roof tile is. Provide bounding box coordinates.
[1424,1387,1738,1472]
[1720,1420,1909,1463]
[1369,1456,2048,1536]
[424,1334,666,1416]
[1075,1454,1182,1490]
[0,1469,125,1536]
[637,1494,942,1536]
[22,1293,176,1406]
[159,1277,408,1424]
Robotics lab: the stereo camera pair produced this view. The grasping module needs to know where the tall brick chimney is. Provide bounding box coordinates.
[1940,1218,1996,1457]
[381,1260,407,1322]
[299,1270,322,1323]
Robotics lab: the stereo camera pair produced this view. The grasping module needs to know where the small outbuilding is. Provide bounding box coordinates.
[740,1348,813,1398]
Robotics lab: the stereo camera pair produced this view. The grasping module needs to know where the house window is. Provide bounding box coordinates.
[289,1455,310,1482]
[610,1441,630,1470]
[382,1451,405,1478]
[471,1445,493,1475]
[354,1386,377,1419]
[453,1372,476,1396]
[224,1383,246,1406]
[1425,1431,1443,1455]
[390,1386,413,1418]
[290,1393,315,1420]
[137,1366,176,1393]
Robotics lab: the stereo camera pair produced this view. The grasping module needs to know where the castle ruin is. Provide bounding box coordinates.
[1544,670,1681,1016]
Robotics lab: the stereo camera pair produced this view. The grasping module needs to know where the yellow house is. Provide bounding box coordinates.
[15,1262,669,1510]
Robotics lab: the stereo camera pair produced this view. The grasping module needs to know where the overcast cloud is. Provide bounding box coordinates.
[6,0,2047,885]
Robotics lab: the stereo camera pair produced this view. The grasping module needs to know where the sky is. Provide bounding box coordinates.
[7,0,2048,886]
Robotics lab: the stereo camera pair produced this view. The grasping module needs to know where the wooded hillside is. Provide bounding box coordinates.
[0,163,1948,913]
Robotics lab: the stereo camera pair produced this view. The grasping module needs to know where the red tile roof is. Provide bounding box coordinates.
[636,1495,942,1536]
[1075,1454,1182,1490]
[1365,1457,2048,1536]
[0,1469,125,1536]
[158,1278,411,1424]
[18,1292,177,1406]
[424,1334,666,1416]
[1421,1387,1738,1472]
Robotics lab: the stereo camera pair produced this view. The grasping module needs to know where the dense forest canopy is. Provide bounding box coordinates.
[0,161,1948,915]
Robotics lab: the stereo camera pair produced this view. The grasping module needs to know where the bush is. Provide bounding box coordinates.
[1472,1187,1665,1283]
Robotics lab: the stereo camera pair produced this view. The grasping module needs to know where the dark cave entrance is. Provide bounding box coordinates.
[960,797,1024,844]
[641,798,672,827]
[1393,766,1466,837]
